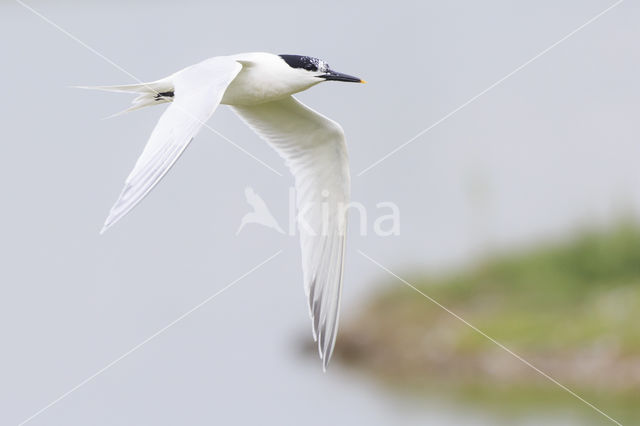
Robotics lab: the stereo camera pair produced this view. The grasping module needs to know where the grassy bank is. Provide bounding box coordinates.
[336,222,640,424]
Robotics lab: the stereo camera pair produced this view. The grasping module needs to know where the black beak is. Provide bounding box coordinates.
[321,69,366,83]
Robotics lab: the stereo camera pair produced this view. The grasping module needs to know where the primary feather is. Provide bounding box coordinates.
[233,97,349,368]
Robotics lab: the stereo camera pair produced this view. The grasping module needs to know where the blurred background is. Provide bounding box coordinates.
[1,1,639,425]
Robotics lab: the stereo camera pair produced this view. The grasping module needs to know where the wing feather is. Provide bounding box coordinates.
[233,96,350,369]
[101,58,242,232]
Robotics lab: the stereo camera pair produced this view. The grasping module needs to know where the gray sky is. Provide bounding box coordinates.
[1,1,638,425]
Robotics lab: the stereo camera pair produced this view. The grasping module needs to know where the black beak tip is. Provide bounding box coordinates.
[322,70,365,83]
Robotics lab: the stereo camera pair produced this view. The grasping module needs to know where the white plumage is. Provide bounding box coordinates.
[82,52,364,369]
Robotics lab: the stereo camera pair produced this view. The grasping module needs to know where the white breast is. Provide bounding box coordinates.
[221,52,321,106]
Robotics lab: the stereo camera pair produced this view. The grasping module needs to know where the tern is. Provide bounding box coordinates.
[83,52,365,369]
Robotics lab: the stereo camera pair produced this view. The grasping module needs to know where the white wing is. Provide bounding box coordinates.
[233,97,350,369]
[101,58,242,232]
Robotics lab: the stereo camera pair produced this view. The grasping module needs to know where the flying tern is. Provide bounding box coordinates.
[83,52,365,369]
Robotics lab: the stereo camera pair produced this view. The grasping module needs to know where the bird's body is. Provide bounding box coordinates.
[82,52,364,369]
[222,52,320,105]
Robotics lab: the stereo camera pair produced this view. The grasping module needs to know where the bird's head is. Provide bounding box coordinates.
[278,54,366,86]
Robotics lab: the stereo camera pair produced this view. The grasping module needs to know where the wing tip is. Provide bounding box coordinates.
[100,217,114,235]
[320,342,333,372]
[100,206,123,235]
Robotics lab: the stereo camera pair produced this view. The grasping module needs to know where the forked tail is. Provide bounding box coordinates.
[75,77,175,117]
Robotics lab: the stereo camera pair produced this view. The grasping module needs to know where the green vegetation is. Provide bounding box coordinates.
[336,221,640,424]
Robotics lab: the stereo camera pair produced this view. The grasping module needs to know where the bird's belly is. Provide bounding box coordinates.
[221,67,315,106]
[221,76,289,106]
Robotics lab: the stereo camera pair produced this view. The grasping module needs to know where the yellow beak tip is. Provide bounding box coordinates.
[360,79,367,84]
